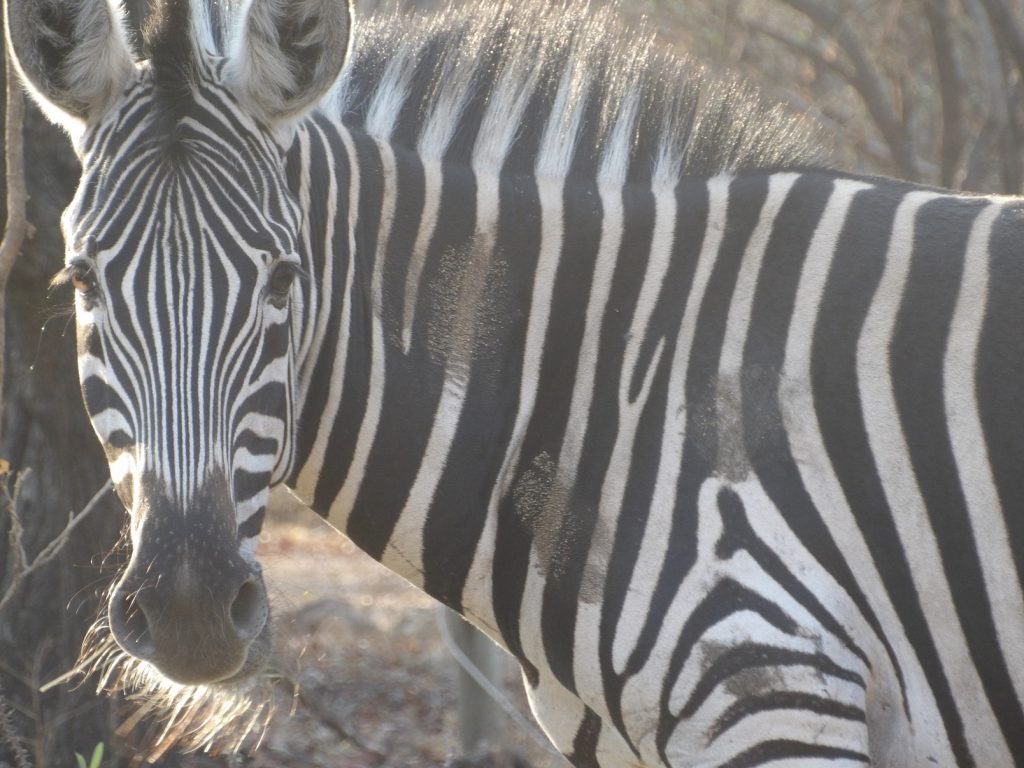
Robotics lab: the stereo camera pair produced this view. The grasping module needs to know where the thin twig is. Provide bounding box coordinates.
[963,0,1021,192]
[742,19,856,83]
[923,0,966,188]
[0,480,113,616]
[977,0,1024,84]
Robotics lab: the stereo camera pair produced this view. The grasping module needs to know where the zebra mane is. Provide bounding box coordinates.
[141,0,200,135]
[320,0,826,183]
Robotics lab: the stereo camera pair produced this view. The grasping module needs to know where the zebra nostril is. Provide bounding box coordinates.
[109,587,156,660]
[230,578,267,641]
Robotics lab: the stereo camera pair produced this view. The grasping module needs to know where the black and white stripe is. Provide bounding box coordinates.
[278,5,1023,764]
[14,0,1023,763]
[66,60,301,551]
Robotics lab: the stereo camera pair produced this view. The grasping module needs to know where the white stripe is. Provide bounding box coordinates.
[620,477,725,762]
[573,176,677,713]
[109,451,135,486]
[401,159,442,353]
[293,129,322,383]
[460,68,590,634]
[717,173,799,385]
[382,57,535,579]
[779,179,950,764]
[296,128,359,506]
[524,82,642,698]
[857,190,1011,766]
[89,407,132,440]
[943,200,1024,707]
[611,175,730,674]
[468,173,564,658]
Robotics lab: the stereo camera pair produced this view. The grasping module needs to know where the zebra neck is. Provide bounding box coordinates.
[286,122,562,611]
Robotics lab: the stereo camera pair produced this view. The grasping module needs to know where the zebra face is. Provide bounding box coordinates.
[61,81,300,683]
[64,65,303,533]
[7,0,350,685]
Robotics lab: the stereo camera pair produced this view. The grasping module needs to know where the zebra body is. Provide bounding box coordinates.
[292,121,1024,764]
[4,0,1023,765]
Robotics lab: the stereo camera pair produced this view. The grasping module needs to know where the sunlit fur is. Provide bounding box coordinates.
[3,0,135,131]
[331,1,823,179]
[74,615,277,761]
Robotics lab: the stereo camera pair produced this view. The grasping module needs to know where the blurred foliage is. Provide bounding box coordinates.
[616,0,1024,192]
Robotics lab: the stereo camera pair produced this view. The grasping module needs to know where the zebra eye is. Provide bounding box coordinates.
[267,262,298,306]
[69,262,98,296]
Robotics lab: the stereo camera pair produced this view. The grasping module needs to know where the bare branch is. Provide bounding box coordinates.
[923,0,967,188]
[773,0,920,179]
[743,20,856,82]
[0,480,113,616]
[0,46,31,439]
[977,0,1024,83]
[962,0,1021,192]
[0,673,31,768]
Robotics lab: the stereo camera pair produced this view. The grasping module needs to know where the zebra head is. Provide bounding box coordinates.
[5,0,350,684]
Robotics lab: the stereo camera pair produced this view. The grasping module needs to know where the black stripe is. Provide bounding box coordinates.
[678,643,865,720]
[598,177,708,742]
[237,508,266,540]
[812,185,971,764]
[614,179,709,680]
[721,739,869,768]
[539,176,657,693]
[346,142,475,559]
[292,123,351,484]
[424,169,584,610]
[488,168,544,680]
[708,691,866,744]
[973,202,1024,760]
[566,708,602,767]
[715,485,871,671]
[743,174,906,703]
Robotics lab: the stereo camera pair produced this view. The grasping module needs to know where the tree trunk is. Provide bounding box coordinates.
[0,45,124,768]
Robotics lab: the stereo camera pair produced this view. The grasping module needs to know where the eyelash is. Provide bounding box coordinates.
[266,261,306,306]
[52,260,99,297]
[51,260,308,304]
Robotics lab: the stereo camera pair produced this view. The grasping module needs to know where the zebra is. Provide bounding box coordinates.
[5,0,1024,764]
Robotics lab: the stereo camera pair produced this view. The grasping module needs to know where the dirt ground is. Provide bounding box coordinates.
[217,491,564,768]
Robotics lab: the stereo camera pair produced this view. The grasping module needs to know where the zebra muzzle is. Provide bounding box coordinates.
[107,485,271,684]
[109,561,269,685]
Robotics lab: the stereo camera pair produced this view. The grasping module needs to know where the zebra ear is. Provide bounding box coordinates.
[3,0,135,133]
[226,0,351,124]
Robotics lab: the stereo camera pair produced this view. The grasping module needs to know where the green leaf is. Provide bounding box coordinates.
[75,742,104,768]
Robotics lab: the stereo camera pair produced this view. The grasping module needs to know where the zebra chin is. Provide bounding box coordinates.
[73,608,278,758]
[66,489,282,753]
[106,586,274,686]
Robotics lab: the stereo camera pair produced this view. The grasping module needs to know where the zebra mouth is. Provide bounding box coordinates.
[217,617,274,685]
[72,599,279,758]
[103,579,275,686]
